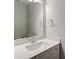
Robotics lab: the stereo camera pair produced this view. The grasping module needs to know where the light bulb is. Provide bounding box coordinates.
[28,0,33,2]
[34,0,41,3]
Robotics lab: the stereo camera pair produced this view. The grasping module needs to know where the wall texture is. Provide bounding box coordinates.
[46,0,65,59]
[14,1,27,39]
[27,3,43,36]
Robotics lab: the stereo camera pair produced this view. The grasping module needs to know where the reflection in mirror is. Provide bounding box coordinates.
[14,0,43,39]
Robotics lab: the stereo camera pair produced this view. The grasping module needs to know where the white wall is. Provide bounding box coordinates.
[27,3,43,36]
[46,0,65,59]
[14,1,27,39]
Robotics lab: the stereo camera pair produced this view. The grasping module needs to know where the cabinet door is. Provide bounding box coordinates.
[49,44,59,59]
[36,50,50,59]
[52,55,59,59]
[53,45,59,56]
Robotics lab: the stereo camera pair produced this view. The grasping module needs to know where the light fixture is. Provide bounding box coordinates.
[34,0,41,3]
[28,0,33,2]
[28,0,41,3]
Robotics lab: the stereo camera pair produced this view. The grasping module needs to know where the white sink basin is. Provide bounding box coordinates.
[25,41,49,51]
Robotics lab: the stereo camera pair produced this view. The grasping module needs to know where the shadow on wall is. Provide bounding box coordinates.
[60,43,65,59]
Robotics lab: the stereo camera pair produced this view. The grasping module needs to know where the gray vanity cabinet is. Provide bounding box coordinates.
[49,44,59,59]
[36,49,50,59]
[31,44,59,59]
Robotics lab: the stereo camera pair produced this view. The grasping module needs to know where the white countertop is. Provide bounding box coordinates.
[14,39,60,59]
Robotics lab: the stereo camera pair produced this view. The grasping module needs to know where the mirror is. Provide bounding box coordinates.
[14,0,43,39]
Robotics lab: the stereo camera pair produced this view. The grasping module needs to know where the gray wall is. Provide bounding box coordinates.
[14,1,27,39]
[46,0,65,59]
[27,3,43,36]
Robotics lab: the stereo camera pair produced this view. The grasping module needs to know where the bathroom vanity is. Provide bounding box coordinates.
[14,38,60,59]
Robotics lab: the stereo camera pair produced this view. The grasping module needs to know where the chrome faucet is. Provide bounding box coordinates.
[31,36,37,43]
[27,33,38,43]
[31,39,36,43]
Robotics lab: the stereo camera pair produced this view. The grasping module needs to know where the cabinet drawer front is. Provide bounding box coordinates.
[53,55,59,59]
[49,55,59,59]
[49,44,59,56]
[53,45,59,55]
[36,50,50,59]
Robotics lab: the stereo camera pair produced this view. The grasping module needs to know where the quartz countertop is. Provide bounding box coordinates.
[14,39,60,59]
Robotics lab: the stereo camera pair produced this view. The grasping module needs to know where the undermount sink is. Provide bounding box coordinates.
[25,41,49,51]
